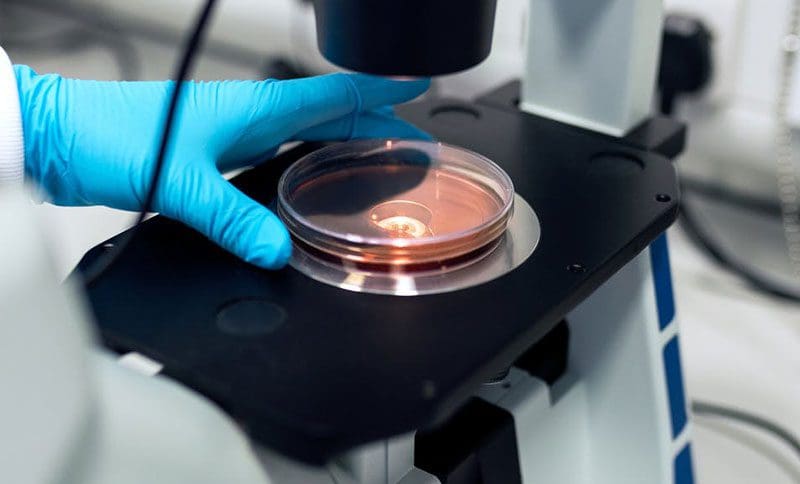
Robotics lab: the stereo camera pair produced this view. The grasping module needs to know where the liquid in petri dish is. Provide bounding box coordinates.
[288,164,504,243]
[278,140,514,271]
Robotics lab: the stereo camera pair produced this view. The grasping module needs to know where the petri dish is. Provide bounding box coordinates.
[277,139,515,275]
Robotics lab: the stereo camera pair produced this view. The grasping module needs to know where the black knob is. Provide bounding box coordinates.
[658,14,714,115]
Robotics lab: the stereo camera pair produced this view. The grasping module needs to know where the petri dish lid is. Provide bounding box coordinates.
[277,139,514,271]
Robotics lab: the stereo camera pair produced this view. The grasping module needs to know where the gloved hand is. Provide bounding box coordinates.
[14,65,430,269]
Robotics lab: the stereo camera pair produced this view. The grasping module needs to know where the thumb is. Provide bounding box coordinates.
[163,165,291,269]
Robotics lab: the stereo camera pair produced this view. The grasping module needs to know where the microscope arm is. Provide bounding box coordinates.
[521,0,664,136]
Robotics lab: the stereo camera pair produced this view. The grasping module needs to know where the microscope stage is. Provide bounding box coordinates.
[77,82,682,464]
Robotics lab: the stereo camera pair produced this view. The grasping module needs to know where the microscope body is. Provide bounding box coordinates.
[290,1,694,483]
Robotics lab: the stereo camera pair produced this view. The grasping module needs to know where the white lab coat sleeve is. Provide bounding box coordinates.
[0,46,25,186]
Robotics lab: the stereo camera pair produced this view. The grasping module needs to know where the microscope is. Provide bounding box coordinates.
[78,0,694,482]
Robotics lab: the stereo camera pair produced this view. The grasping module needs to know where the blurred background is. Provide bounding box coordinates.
[0,0,798,482]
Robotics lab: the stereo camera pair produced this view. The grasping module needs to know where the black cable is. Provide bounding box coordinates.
[681,177,789,219]
[692,400,800,458]
[657,20,800,303]
[663,75,800,302]
[678,190,800,302]
[80,0,219,287]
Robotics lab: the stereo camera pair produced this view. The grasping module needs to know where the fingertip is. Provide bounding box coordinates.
[394,76,431,96]
[408,77,432,91]
[347,74,431,109]
[248,215,293,270]
[384,76,430,89]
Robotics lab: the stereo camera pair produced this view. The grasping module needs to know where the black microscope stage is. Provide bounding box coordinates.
[77,81,684,464]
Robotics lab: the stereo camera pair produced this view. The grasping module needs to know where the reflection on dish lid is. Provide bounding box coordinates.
[278,140,514,273]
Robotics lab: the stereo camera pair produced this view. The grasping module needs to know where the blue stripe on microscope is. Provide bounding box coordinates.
[650,234,675,330]
[652,234,694,481]
[674,444,695,484]
[663,336,688,438]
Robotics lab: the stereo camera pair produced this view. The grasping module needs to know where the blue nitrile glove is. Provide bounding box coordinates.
[14,66,430,269]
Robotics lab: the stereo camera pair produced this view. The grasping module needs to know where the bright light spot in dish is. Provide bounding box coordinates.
[369,199,434,238]
[373,215,430,238]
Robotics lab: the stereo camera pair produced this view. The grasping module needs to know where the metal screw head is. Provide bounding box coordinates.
[567,263,586,274]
